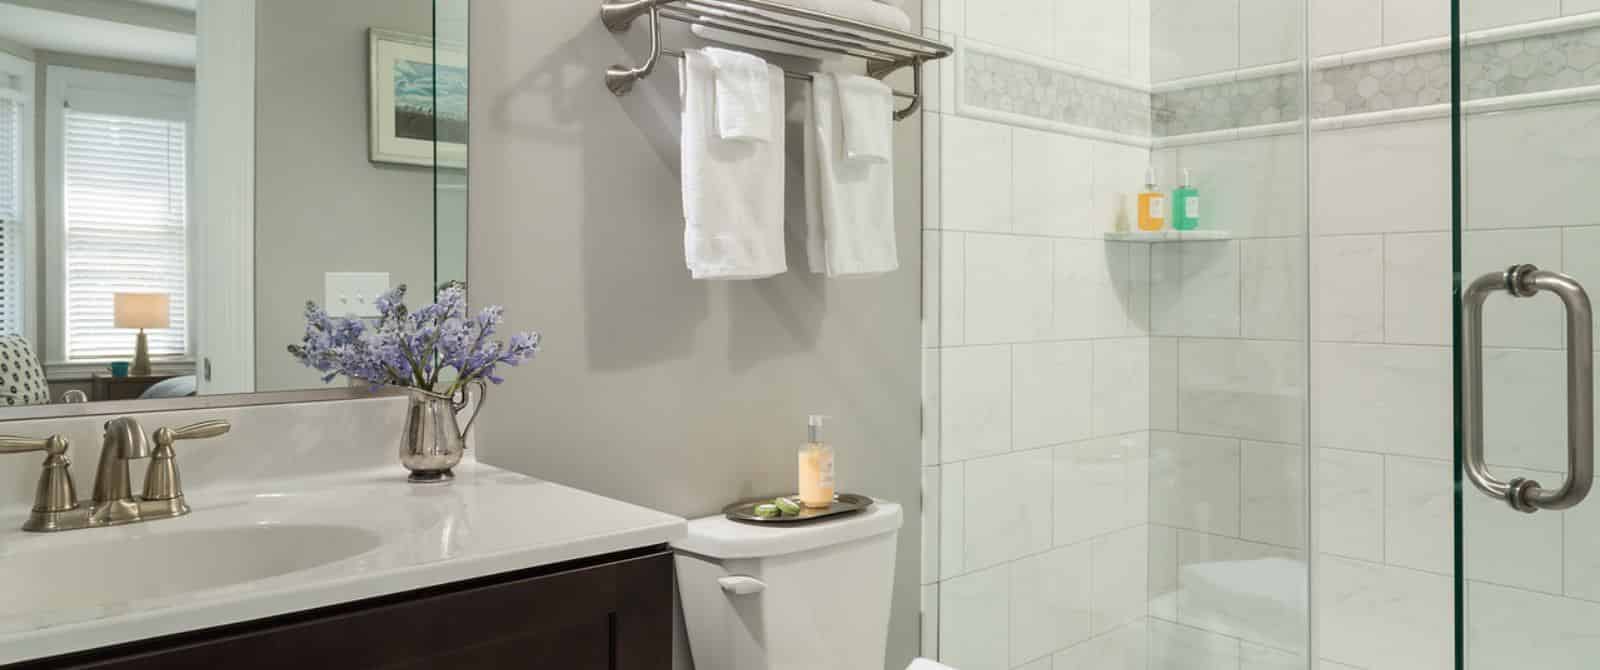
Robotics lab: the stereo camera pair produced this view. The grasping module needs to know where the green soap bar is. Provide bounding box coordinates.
[774,497,802,516]
[753,503,781,518]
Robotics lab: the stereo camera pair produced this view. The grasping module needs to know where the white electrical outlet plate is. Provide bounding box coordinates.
[325,272,391,318]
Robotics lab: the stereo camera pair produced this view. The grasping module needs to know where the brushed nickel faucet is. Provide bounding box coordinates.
[0,417,231,532]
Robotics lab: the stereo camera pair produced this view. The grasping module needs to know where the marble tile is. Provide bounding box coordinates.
[1382,232,1450,346]
[922,583,940,659]
[943,116,1013,233]
[965,448,1054,570]
[1151,0,1240,81]
[923,350,941,466]
[1055,0,1134,79]
[1467,580,1600,668]
[1055,240,1143,340]
[1463,103,1600,234]
[1147,616,1244,669]
[1176,531,1306,650]
[1381,455,1453,575]
[1310,0,1383,55]
[942,463,967,579]
[965,234,1054,343]
[1240,441,1306,548]
[1316,448,1385,562]
[1012,341,1094,450]
[1148,525,1180,620]
[1312,342,1451,460]
[1150,240,1240,338]
[940,231,967,345]
[1150,431,1242,535]
[1316,556,1453,670]
[1150,337,1179,432]
[1174,135,1306,239]
[1383,0,1449,44]
[963,51,1152,136]
[1240,237,1307,340]
[1178,338,1305,444]
[940,344,1011,462]
[1314,234,1384,343]
[940,563,1011,670]
[1311,119,1451,235]
[1013,128,1093,239]
[1564,477,1600,600]
[1052,620,1148,670]
[1239,0,1303,67]
[965,0,1054,58]
[1092,140,1155,237]
[1009,542,1094,665]
[1481,347,1568,473]
[1091,526,1150,634]
[1463,0,1560,30]
[1055,433,1150,546]
[1093,338,1151,437]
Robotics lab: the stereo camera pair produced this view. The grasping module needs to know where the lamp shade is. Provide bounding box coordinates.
[114,292,170,330]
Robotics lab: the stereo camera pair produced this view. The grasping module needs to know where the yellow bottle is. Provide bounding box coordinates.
[798,415,836,509]
[1137,167,1168,232]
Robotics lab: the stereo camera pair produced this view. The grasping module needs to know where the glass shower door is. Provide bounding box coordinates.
[1453,1,1600,666]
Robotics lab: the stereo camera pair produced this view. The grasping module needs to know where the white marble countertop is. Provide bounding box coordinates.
[0,458,686,665]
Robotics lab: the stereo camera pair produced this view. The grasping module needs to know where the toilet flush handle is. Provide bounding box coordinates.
[717,575,766,596]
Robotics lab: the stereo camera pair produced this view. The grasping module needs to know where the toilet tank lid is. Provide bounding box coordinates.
[672,500,903,559]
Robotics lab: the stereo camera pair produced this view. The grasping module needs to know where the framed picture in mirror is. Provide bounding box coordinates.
[368,28,467,168]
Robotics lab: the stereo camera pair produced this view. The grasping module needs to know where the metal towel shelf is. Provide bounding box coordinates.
[600,0,953,120]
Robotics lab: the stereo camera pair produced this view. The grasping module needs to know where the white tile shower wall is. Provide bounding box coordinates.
[925,1,1156,668]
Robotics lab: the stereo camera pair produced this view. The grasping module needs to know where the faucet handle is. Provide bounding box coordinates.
[154,420,231,446]
[0,434,68,456]
[0,435,81,530]
[142,420,229,507]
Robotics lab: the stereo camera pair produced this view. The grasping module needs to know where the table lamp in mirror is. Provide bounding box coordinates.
[113,292,171,377]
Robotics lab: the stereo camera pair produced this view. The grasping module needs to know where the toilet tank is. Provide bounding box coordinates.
[673,501,903,670]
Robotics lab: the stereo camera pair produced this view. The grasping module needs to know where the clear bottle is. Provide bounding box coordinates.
[798,415,836,509]
[1137,167,1168,232]
[1172,168,1201,231]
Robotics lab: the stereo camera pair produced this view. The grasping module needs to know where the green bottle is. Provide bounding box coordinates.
[1172,168,1201,231]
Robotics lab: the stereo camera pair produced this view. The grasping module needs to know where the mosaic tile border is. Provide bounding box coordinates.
[962,49,1152,138]
[1153,24,1600,137]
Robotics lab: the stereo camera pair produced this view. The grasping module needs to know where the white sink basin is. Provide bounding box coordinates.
[0,460,686,666]
[0,525,382,622]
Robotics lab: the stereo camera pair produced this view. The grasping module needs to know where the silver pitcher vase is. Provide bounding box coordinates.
[398,379,486,483]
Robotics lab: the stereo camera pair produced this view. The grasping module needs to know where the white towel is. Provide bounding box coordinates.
[906,660,957,670]
[702,48,773,142]
[805,73,897,277]
[680,50,787,280]
[693,0,911,60]
[835,74,893,163]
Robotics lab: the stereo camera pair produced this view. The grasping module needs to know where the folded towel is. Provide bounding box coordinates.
[906,660,957,670]
[702,47,773,142]
[680,50,787,280]
[693,0,911,60]
[834,74,893,163]
[805,73,897,277]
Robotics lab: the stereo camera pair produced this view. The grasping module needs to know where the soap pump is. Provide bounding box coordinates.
[798,415,836,509]
[1172,168,1201,231]
[1137,167,1168,232]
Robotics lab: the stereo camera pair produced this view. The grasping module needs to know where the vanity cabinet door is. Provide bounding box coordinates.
[43,548,673,670]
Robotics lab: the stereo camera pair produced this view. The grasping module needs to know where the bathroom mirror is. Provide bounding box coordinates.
[0,0,468,415]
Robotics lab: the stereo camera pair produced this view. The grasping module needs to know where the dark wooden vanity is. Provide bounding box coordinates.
[12,546,674,670]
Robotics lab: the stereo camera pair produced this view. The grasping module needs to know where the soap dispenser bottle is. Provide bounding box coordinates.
[1172,168,1201,231]
[1137,167,1168,232]
[798,415,835,509]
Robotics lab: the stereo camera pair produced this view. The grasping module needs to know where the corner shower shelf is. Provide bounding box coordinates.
[1104,230,1231,243]
[600,0,953,119]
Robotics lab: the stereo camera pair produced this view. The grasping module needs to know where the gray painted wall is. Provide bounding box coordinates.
[468,1,924,668]
[253,0,437,391]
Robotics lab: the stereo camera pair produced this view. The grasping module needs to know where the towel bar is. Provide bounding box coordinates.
[601,0,952,120]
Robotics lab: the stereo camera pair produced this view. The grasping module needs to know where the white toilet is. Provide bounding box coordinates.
[673,499,903,670]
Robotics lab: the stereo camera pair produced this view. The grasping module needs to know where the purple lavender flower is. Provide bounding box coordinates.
[287,282,540,395]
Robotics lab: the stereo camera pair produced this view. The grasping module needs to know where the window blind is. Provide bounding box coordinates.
[0,98,21,337]
[62,108,188,361]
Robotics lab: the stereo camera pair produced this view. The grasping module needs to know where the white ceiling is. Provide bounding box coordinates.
[0,1,196,68]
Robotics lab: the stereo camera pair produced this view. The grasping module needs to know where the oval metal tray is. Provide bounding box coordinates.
[723,493,874,524]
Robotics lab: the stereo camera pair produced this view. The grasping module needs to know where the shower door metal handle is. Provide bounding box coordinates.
[1462,264,1594,513]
